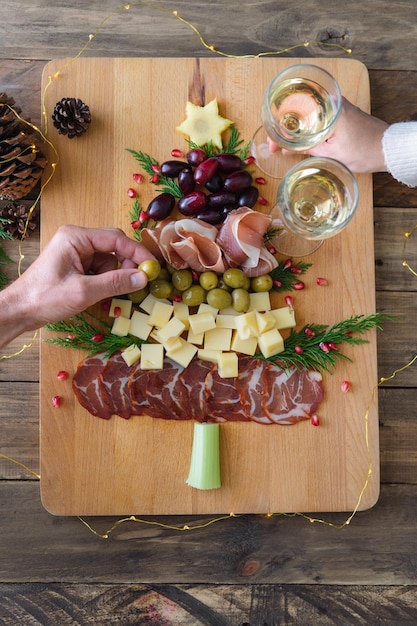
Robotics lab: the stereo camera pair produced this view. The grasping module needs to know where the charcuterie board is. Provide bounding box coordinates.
[39,57,379,516]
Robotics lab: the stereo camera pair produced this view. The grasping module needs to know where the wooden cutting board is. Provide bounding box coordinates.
[39,57,379,516]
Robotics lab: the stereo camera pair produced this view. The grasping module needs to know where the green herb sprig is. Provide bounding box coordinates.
[0,217,14,290]
[263,313,395,373]
[126,148,182,197]
[187,125,250,160]
[269,259,312,292]
[44,312,144,358]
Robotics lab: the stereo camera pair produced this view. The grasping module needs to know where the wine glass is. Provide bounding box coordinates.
[268,157,359,257]
[251,64,342,178]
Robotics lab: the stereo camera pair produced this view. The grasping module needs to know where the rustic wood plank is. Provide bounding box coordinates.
[1,481,417,585]
[1,1,417,71]
[1,581,417,625]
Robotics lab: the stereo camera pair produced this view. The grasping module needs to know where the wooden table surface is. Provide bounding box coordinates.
[1,1,417,624]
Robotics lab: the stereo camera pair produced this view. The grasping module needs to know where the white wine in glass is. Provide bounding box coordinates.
[269,157,359,257]
[252,64,342,177]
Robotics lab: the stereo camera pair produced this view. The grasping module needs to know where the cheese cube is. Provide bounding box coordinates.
[235,310,258,339]
[249,291,271,312]
[270,306,296,329]
[149,301,174,328]
[258,328,284,358]
[204,327,232,351]
[231,330,258,356]
[197,348,222,363]
[140,293,171,315]
[188,311,216,335]
[140,343,164,369]
[216,314,238,329]
[111,315,131,337]
[164,335,182,353]
[217,351,238,378]
[218,306,236,315]
[121,344,141,366]
[109,297,132,318]
[255,311,276,334]
[156,316,186,343]
[173,301,190,329]
[129,310,153,340]
[187,327,204,345]
[198,303,219,316]
[166,337,197,367]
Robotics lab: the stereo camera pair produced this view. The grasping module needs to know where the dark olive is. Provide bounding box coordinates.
[223,170,253,192]
[147,193,176,220]
[160,160,190,178]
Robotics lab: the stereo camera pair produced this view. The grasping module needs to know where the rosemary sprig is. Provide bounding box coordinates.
[187,125,250,160]
[44,312,144,358]
[0,218,14,290]
[129,196,154,242]
[126,148,182,197]
[262,313,394,373]
[269,259,312,292]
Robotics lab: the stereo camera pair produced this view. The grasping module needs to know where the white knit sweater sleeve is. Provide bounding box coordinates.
[382,122,417,187]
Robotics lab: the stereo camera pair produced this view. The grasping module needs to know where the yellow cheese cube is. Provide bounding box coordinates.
[204,327,232,351]
[270,306,296,329]
[189,311,216,335]
[231,330,258,356]
[156,316,186,343]
[187,327,204,345]
[111,315,131,337]
[258,328,284,358]
[235,310,258,339]
[218,306,236,315]
[167,337,197,367]
[197,348,222,363]
[140,343,164,369]
[164,335,183,353]
[255,311,276,334]
[198,303,219,316]
[215,314,238,329]
[173,301,190,329]
[249,291,271,312]
[149,301,174,328]
[109,297,132,318]
[140,293,171,315]
[129,310,153,340]
[121,344,141,366]
[217,351,238,378]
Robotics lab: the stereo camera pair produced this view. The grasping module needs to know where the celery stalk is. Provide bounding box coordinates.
[186,423,221,490]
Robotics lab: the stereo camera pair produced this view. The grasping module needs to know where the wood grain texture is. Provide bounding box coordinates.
[38,56,378,517]
[1,0,417,71]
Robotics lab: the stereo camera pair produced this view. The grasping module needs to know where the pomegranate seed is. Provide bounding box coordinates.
[150,174,160,184]
[283,259,292,270]
[290,266,302,274]
[258,196,268,206]
[316,277,328,286]
[311,414,320,426]
[92,333,104,342]
[52,395,62,408]
[267,244,277,255]
[66,333,76,340]
[56,370,69,381]
[341,380,352,393]
[173,293,182,302]
[273,279,282,288]
[151,163,161,173]
[191,270,199,282]
[127,187,137,198]
[133,173,144,184]
[319,341,330,353]
[328,342,338,351]
[171,148,185,158]
[244,156,255,165]
[139,210,148,223]
[285,295,294,308]
[102,299,111,311]
[131,219,140,230]
[293,281,305,290]
[304,327,315,337]
[255,176,266,185]
[295,345,304,354]
[113,306,122,318]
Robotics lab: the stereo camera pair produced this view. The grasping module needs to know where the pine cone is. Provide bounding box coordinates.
[52,97,91,138]
[0,93,47,201]
[0,202,38,239]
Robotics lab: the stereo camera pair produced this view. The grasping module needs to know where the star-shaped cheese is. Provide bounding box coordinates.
[176,99,232,150]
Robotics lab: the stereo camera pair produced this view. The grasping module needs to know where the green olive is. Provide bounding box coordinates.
[217,277,232,292]
[231,288,250,313]
[223,267,250,289]
[206,287,232,310]
[182,285,206,307]
[172,269,193,291]
[149,279,173,299]
[250,274,273,292]
[127,285,149,304]
[156,267,171,281]
[199,271,219,291]
[138,259,161,281]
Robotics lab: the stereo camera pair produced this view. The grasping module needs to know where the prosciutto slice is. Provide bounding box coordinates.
[72,352,324,425]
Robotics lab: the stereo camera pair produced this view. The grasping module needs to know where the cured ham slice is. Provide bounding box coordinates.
[72,352,324,425]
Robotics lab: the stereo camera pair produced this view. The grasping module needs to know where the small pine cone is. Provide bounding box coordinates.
[0,92,47,201]
[0,202,38,239]
[52,97,91,138]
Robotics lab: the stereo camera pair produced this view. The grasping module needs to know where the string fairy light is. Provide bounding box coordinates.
[0,1,415,537]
